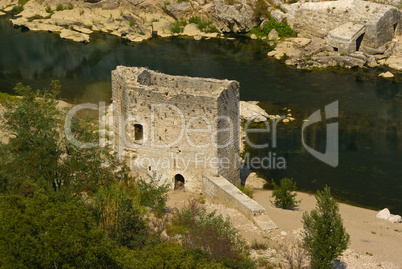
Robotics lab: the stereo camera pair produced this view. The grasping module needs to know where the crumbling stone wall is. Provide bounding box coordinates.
[112,66,240,192]
[287,0,401,49]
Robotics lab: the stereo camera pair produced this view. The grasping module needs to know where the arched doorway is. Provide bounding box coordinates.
[174,174,185,190]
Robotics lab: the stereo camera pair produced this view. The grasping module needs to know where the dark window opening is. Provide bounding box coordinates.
[333,47,338,52]
[356,33,365,51]
[174,174,185,190]
[134,124,143,140]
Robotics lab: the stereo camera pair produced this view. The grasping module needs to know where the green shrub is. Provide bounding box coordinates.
[129,20,135,27]
[93,183,147,249]
[56,4,64,11]
[250,238,268,250]
[302,186,350,268]
[0,193,120,268]
[262,19,296,38]
[18,0,28,5]
[170,18,187,33]
[118,243,225,268]
[271,177,299,209]
[237,185,254,198]
[0,92,17,104]
[45,5,52,13]
[137,172,170,212]
[167,199,249,261]
[11,6,23,13]
[67,3,74,9]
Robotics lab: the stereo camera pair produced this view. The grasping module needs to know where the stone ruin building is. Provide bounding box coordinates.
[287,0,401,54]
[111,66,240,192]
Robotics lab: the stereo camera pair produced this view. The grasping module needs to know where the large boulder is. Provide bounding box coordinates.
[385,56,402,71]
[210,0,259,33]
[376,208,391,220]
[270,9,286,24]
[240,101,271,122]
[165,1,193,20]
[388,215,402,223]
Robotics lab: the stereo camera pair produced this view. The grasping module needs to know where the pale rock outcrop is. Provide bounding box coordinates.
[376,208,391,220]
[152,18,173,37]
[270,9,286,24]
[14,1,49,20]
[268,29,279,40]
[385,56,402,71]
[0,11,5,16]
[210,0,258,33]
[165,1,193,20]
[240,101,276,122]
[367,55,379,67]
[378,71,394,78]
[60,29,90,42]
[182,23,201,36]
[250,33,258,40]
[72,25,93,34]
[388,215,402,223]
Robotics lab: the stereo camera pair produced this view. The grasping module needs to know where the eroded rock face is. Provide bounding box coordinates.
[210,0,259,33]
[165,1,193,20]
[60,29,90,42]
[385,56,402,71]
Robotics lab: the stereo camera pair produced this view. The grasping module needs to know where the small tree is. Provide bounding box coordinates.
[302,186,350,269]
[271,177,299,209]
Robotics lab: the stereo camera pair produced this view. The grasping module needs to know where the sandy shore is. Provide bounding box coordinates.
[167,188,402,268]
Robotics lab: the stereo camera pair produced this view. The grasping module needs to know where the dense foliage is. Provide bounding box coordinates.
[271,177,299,209]
[0,82,253,268]
[302,186,350,268]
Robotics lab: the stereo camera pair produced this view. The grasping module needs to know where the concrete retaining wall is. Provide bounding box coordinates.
[203,175,277,230]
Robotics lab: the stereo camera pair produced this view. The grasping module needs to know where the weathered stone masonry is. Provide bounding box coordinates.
[112,66,240,192]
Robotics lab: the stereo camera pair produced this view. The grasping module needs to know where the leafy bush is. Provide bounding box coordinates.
[45,5,52,13]
[302,186,350,268]
[0,92,17,104]
[67,2,74,9]
[56,4,64,11]
[11,5,23,13]
[188,16,217,33]
[271,177,299,209]
[118,243,225,268]
[237,185,254,198]
[249,19,296,39]
[137,172,170,212]
[263,19,296,37]
[93,183,147,249]
[18,0,28,5]
[167,199,249,261]
[0,193,120,268]
[170,18,187,33]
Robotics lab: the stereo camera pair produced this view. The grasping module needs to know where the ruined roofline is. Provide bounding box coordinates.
[290,0,399,23]
[114,65,239,98]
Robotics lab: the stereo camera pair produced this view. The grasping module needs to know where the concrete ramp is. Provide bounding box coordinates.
[327,22,366,53]
[203,175,277,231]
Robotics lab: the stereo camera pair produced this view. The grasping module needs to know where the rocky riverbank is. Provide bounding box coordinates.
[1,0,401,71]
